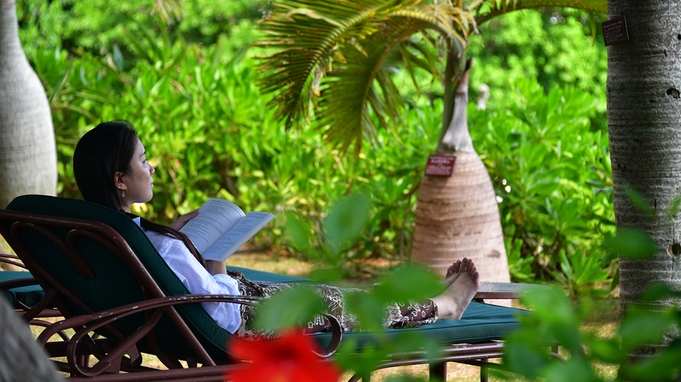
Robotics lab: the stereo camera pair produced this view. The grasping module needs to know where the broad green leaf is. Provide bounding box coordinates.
[285,211,311,251]
[253,287,326,331]
[344,290,386,332]
[624,186,655,218]
[619,309,677,352]
[323,192,372,253]
[373,264,442,303]
[542,357,599,382]
[603,228,658,260]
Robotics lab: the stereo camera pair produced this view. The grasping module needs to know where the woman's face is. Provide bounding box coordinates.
[117,138,155,212]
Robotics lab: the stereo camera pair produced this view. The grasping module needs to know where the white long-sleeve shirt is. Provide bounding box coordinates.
[133,218,242,333]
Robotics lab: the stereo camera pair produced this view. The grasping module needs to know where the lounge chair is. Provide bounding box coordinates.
[0,195,531,381]
[1,252,60,320]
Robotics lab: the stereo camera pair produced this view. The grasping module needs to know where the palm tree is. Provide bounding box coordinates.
[254,0,607,283]
[0,0,57,208]
[607,1,681,317]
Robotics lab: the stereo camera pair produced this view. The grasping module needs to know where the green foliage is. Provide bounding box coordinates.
[323,192,372,254]
[603,229,658,261]
[467,9,608,129]
[21,3,613,289]
[470,78,614,294]
[16,0,265,59]
[253,286,327,331]
[498,230,681,382]
[500,282,681,381]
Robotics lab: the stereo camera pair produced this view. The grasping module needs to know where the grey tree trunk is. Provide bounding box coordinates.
[0,297,63,381]
[0,0,57,209]
[607,1,681,312]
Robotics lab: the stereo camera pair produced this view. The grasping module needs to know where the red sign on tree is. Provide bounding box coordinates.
[425,155,456,177]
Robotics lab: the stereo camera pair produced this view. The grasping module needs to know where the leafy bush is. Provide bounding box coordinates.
[467,9,608,127]
[470,79,615,293]
[499,229,680,381]
[29,30,435,268]
[16,0,266,58]
[22,9,614,287]
[499,284,681,381]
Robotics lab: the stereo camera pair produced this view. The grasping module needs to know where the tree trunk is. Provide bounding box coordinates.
[0,297,63,381]
[411,63,511,287]
[607,0,681,316]
[0,0,57,209]
[412,152,511,285]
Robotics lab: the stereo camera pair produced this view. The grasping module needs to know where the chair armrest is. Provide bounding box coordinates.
[38,293,343,360]
[475,282,549,300]
[37,294,259,344]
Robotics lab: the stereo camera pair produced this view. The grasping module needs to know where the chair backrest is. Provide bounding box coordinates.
[0,195,232,362]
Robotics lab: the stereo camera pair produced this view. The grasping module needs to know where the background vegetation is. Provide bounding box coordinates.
[15,0,612,293]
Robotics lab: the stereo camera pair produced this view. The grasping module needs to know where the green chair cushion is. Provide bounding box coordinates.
[227,266,316,283]
[0,271,45,308]
[313,301,523,350]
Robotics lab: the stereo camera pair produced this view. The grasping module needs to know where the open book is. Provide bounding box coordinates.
[179,198,275,262]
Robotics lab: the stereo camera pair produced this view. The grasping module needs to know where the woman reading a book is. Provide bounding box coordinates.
[73,121,480,336]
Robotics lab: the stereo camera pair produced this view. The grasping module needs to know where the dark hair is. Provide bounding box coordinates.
[73,121,206,268]
[73,121,138,211]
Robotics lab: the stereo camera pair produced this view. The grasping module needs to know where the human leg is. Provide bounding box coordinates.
[431,258,480,320]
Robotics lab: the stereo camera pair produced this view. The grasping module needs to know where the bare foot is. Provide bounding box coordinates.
[444,259,463,286]
[432,258,480,320]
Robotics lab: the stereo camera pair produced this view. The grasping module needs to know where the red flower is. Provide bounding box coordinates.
[226,331,341,382]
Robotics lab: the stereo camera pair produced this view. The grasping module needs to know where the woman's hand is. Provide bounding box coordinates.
[205,260,227,275]
[169,209,199,230]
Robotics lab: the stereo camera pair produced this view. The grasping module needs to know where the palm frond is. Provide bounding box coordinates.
[256,0,472,151]
[256,0,405,129]
[472,0,607,24]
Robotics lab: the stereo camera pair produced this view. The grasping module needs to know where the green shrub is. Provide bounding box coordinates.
[16,0,266,55]
[470,78,614,293]
[30,33,434,266]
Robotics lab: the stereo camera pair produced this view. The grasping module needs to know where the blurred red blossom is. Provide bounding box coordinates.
[225,330,341,382]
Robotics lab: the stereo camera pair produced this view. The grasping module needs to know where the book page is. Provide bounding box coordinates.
[179,199,245,254]
[202,212,275,261]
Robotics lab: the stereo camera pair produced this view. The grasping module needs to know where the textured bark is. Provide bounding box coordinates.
[412,66,510,286]
[0,0,57,209]
[0,297,63,381]
[412,152,511,284]
[607,1,681,312]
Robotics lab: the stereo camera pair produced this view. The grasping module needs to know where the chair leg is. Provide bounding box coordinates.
[480,364,488,382]
[429,362,446,381]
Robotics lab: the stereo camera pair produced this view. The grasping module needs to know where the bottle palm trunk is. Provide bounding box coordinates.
[0,0,57,208]
[411,62,510,286]
[412,152,510,284]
